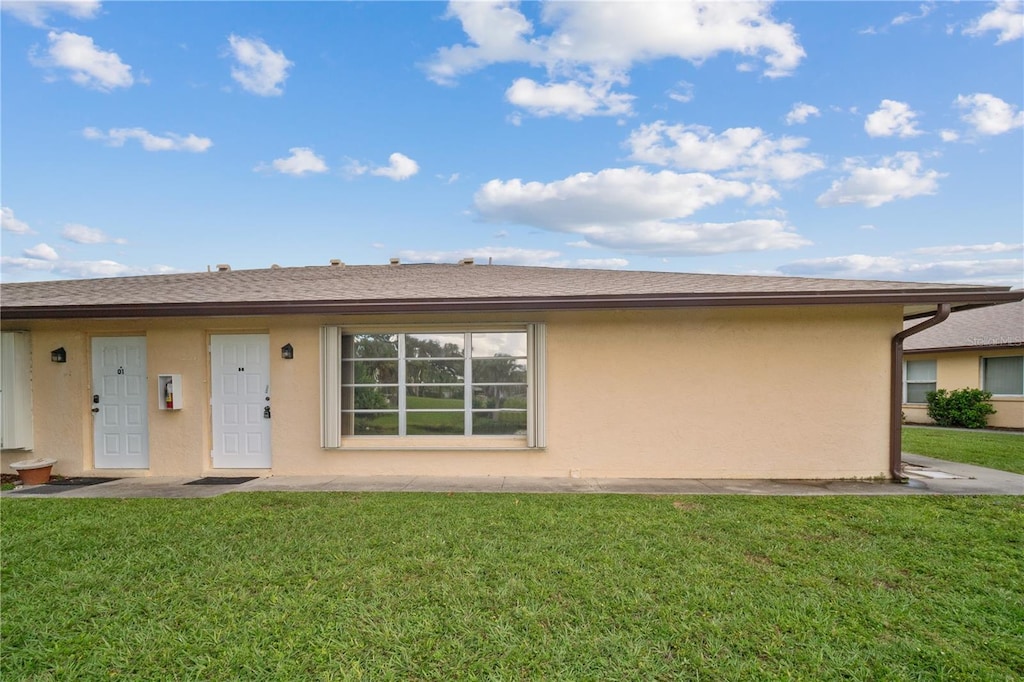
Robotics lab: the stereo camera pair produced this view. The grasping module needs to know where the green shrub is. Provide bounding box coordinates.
[926,388,996,428]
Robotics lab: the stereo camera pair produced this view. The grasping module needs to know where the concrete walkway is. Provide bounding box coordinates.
[4,453,1022,498]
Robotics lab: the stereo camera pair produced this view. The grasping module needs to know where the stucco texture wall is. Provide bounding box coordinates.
[2,305,900,479]
[902,348,1024,429]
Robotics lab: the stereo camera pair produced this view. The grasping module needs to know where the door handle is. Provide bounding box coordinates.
[91,407,100,413]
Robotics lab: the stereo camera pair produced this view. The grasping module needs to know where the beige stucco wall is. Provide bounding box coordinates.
[903,348,1024,429]
[2,304,901,479]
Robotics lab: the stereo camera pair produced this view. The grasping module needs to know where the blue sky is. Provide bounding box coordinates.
[1,0,1022,286]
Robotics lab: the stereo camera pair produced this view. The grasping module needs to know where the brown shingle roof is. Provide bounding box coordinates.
[904,300,1024,351]
[1,263,1021,319]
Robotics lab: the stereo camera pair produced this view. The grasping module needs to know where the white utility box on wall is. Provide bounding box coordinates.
[157,374,182,410]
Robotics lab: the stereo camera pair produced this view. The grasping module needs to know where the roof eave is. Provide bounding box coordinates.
[3,289,1021,321]
[905,342,1024,355]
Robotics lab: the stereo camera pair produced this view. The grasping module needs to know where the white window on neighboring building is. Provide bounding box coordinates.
[982,355,1024,396]
[904,359,936,404]
[1,331,34,450]
[320,325,545,447]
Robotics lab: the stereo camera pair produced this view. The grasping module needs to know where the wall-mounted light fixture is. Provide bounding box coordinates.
[51,347,67,363]
[281,343,294,360]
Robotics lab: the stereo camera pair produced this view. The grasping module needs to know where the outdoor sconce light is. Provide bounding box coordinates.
[281,343,294,360]
[51,347,67,363]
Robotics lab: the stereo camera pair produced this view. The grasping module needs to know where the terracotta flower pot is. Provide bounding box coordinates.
[10,458,57,486]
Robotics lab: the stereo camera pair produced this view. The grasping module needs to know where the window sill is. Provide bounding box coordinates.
[335,435,531,451]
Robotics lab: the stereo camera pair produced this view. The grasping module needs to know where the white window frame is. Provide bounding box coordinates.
[981,355,1024,397]
[321,324,545,448]
[903,358,936,404]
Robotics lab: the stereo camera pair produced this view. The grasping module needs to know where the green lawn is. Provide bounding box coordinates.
[903,426,1024,474]
[3,494,1022,680]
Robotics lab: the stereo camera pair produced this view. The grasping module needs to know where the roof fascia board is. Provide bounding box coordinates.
[904,343,1024,354]
[3,289,1022,321]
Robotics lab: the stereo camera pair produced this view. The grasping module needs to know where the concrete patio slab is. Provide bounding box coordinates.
[2,454,1021,498]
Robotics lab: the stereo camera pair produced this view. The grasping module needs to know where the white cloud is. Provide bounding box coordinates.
[817,152,944,208]
[785,102,820,125]
[424,2,804,119]
[1,0,101,28]
[913,242,1023,256]
[31,30,134,91]
[370,152,420,181]
[0,256,179,281]
[864,99,924,138]
[955,93,1024,136]
[398,247,561,266]
[395,247,630,269]
[61,223,126,244]
[24,243,59,261]
[255,147,328,176]
[505,78,634,118]
[573,258,629,269]
[778,253,1023,286]
[1,207,35,234]
[425,1,544,86]
[939,129,960,142]
[348,153,420,181]
[626,121,825,182]
[227,35,292,96]
[667,80,694,104]
[82,127,212,152]
[473,166,809,255]
[964,1,1023,43]
[891,2,935,26]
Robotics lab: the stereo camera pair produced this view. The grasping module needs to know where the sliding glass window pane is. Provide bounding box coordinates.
[472,358,527,383]
[472,384,528,409]
[344,360,398,384]
[343,411,399,435]
[472,411,527,435]
[406,359,465,384]
[345,334,398,359]
[406,411,465,435]
[407,386,465,408]
[906,360,936,382]
[984,356,1024,395]
[906,383,935,404]
[350,386,399,409]
[406,333,464,358]
[472,332,527,358]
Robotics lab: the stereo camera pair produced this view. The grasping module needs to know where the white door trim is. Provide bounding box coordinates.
[210,334,272,468]
[92,336,149,469]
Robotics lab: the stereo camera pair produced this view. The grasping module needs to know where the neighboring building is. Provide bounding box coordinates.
[1,262,1020,480]
[903,300,1024,429]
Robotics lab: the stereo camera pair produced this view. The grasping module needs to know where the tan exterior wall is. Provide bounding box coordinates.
[2,304,901,479]
[903,348,1024,429]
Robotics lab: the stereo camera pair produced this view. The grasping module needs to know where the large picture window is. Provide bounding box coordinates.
[982,355,1024,396]
[904,359,936,404]
[321,326,544,446]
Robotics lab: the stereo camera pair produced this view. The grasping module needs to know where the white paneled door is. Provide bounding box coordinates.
[211,334,271,468]
[92,336,149,469]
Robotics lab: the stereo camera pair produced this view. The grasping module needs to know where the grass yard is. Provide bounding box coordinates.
[3,494,1022,680]
[903,426,1024,474]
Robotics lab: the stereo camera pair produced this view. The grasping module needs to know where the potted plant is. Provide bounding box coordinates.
[9,458,57,486]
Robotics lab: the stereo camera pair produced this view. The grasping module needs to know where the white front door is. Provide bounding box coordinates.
[92,336,149,469]
[211,334,271,468]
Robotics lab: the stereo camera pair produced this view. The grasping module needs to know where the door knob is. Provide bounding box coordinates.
[91,407,100,413]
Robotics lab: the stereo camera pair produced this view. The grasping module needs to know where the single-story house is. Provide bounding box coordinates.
[1,261,1021,480]
[902,299,1023,429]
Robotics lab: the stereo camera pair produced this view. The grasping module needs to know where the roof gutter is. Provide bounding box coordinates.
[890,303,951,482]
